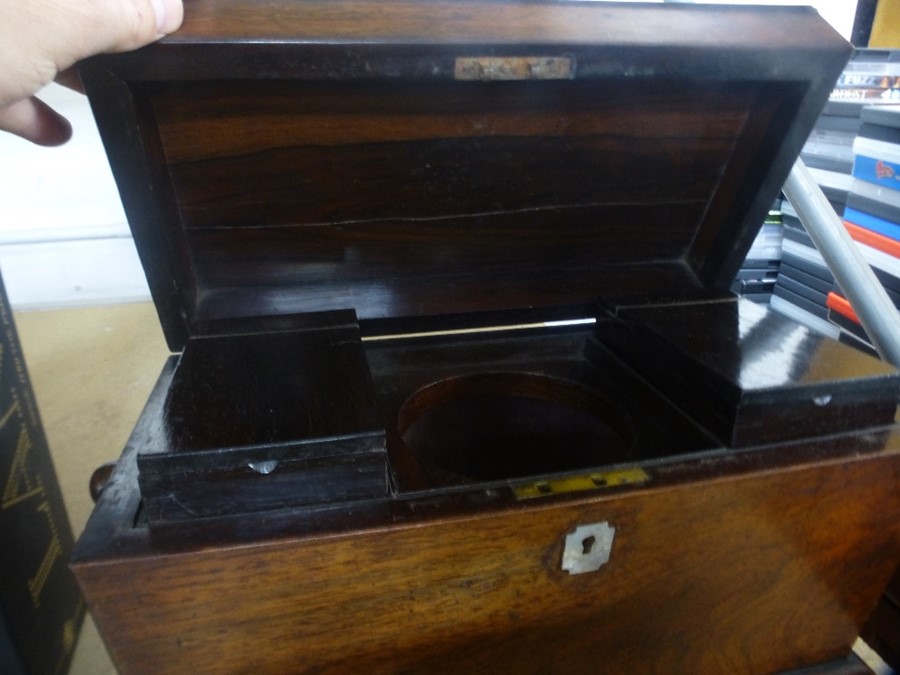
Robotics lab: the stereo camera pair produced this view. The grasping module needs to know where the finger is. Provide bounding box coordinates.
[0,96,72,146]
[97,0,183,54]
[0,0,184,111]
[151,0,183,37]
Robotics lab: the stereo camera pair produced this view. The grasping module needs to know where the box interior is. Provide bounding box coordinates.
[128,75,809,341]
[75,0,863,521]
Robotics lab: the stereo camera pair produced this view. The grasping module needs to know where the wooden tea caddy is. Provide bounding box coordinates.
[71,2,900,673]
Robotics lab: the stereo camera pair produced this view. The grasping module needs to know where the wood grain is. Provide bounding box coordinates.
[74,431,900,674]
[150,80,751,164]
[77,0,848,348]
[68,4,880,673]
[167,0,841,50]
[71,358,900,673]
[604,299,900,447]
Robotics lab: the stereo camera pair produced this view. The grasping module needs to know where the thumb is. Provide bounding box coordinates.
[150,0,183,39]
[85,0,184,55]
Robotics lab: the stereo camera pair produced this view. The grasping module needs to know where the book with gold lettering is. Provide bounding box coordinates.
[0,271,83,674]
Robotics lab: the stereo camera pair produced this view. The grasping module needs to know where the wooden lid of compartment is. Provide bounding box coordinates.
[79,0,850,351]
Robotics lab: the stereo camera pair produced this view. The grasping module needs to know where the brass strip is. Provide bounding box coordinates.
[514,467,650,500]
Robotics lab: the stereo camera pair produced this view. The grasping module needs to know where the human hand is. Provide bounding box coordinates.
[0,0,183,146]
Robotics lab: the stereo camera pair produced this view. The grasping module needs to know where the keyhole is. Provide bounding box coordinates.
[562,522,615,574]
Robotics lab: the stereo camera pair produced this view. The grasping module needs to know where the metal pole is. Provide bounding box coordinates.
[782,158,900,367]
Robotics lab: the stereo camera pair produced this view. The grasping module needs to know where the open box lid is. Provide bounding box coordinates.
[79,0,850,352]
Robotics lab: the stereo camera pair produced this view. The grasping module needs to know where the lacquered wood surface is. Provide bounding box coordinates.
[139,317,719,514]
[137,315,389,521]
[614,299,898,390]
[151,80,752,166]
[72,362,900,674]
[363,324,716,490]
[166,0,840,48]
[603,299,900,446]
[150,79,749,325]
[126,299,900,513]
[160,324,380,454]
[77,1,849,349]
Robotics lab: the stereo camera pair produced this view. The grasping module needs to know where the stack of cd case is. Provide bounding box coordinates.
[731,201,782,304]
[771,201,840,339]
[826,105,900,354]
[830,49,900,106]
[845,106,900,241]
[800,49,900,214]
[768,50,900,344]
[801,100,860,187]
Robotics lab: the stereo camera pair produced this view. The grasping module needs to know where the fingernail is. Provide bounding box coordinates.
[152,0,184,35]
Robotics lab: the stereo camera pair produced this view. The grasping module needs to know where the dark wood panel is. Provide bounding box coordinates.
[135,318,389,521]
[191,261,702,325]
[158,324,381,454]
[151,80,752,163]
[170,137,722,230]
[167,0,843,54]
[156,80,745,230]
[186,204,703,292]
[78,1,849,347]
[603,299,900,446]
[140,449,389,522]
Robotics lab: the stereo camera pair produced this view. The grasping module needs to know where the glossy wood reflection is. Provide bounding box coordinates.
[605,299,899,447]
[138,314,388,521]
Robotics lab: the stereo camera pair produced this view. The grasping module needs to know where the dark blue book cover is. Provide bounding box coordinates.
[0,272,84,674]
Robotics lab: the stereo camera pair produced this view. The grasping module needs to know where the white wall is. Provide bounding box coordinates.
[0,84,149,308]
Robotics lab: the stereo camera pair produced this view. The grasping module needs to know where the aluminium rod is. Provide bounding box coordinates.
[782,158,900,367]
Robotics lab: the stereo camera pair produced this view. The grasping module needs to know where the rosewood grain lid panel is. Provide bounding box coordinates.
[78,1,850,349]
[153,79,752,303]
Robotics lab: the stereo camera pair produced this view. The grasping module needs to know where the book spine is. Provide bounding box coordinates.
[0,272,84,675]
